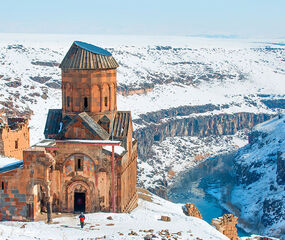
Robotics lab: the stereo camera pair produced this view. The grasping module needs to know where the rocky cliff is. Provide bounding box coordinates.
[231,114,285,239]
[134,108,273,159]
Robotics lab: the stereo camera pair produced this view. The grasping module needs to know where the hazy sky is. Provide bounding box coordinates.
[1,0,284,38]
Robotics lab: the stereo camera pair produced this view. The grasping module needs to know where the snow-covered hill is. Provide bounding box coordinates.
[0,34,284,143]
[228,114,285,238]
[0,189,230,240]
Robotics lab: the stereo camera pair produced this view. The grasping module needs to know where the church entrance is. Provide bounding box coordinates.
[74,192,85,213]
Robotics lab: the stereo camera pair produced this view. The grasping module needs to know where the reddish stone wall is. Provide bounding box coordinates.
[0,169,28,221]
[0,188,28,221]
[118,141,138,212]
[117,116,138,212]
[62,69,117,117]
[0,120,30,160]
[0,148,49,221]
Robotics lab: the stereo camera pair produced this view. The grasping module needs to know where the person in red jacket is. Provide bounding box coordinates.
[79,212,85,228]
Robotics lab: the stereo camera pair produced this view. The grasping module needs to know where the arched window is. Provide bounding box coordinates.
[75,155,83,171]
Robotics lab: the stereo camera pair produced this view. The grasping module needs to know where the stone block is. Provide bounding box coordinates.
[160,216,171,222]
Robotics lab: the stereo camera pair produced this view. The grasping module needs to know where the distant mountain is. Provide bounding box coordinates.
[188,34,239,39]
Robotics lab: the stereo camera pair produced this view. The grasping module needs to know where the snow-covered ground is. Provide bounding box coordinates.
[0,189,230,240]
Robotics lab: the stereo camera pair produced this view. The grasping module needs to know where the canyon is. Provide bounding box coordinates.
[134,107,274,159]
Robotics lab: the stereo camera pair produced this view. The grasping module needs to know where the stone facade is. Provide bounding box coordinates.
[0,41,138,221]
[211,214,239,240]
[0,117,30,160]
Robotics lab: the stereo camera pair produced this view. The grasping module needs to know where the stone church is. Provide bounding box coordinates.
[0,41,138,221]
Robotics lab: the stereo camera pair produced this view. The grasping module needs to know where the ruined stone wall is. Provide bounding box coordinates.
[22,148,53,219]
[116,119,138,213]
[211,214,239,240]
[118,140,138,212]
[0,169,28,221]
[62,69,117,120]
[0,120,30,160]
[0,147,55,221]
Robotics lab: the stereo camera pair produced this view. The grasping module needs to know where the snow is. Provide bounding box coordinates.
[57,139,121,145]
[0,189,229,240]
[103,145,126,155]
[255,113,285,135]
[33,139,55,147]
[58,122,63,133]
[0,155,22,169]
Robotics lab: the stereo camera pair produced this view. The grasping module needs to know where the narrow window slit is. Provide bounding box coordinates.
[84,97,88,109]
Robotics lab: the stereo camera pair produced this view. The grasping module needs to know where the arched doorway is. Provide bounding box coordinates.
[74,192,85,212]
[26,180,49,219]
[66,181,91,213]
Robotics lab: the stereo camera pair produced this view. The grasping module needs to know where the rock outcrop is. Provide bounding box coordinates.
[211,214,239,240]
[160,216,171,222]
[117,84,154,96]
[277,151,285,185]
[183,203,202,219]
[261,99,285,109]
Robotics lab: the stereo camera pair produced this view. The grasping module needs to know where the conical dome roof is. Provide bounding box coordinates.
[59,41,119,70]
